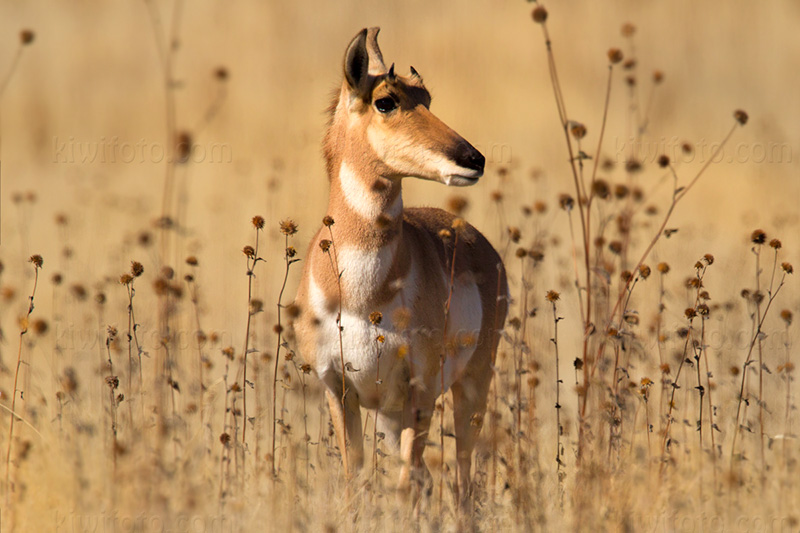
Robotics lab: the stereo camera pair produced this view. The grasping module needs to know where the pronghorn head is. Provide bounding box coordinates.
[325,27,485,187]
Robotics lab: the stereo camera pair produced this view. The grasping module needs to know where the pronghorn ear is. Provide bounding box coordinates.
[344,27,386,100]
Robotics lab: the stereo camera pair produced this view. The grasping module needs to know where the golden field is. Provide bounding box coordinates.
[0,1,798,531]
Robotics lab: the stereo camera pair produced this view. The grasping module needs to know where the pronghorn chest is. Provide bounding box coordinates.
[307,240,484,405]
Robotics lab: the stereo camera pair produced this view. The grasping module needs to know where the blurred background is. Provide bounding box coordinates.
[0,1,798,528]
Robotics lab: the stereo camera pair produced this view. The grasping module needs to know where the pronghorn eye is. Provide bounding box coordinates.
[374,97,397,114]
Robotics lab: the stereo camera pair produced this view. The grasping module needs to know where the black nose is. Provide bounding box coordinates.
[451,142,485,173]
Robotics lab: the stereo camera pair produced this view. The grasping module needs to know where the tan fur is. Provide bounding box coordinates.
[292,28,508,510]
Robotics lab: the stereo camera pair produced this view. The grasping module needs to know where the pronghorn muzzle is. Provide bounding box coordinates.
[449,141,485,177]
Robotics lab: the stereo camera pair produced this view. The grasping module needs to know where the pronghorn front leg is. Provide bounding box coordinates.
[397,386,435,506]
[324,379,364,480]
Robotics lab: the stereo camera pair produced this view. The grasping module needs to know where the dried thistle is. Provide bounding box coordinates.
[280,219,298,235]
[607,48,623,64]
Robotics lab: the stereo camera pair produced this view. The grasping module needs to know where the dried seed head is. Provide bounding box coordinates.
[750,229,767,245]
[782,262,794,274]
[250,299,263,314]
[119,273,134,285]
[131,261,144,277]
[252,215,265,229]
[703,254,714,265]
[697,303,710,316]
[685,307,697,319]
[161,266,174,280]
[532,5,548,23]
[52,273,63,285]
[653,70,664,83]
[570,122,587,140]
[508,317,521,331]
[318,240,331,253]
[533,200,547,214]
[623,58,637,70]
[221,346,235,360]
[214,66,229,81]
[515,248,527,259]
[657,155,670,168]
[508,227,521,243]
[220,433,231,446]
[438,229,452,242]
[369,311,383,326]
[186,256,198,266]
[32,319,48,335]
[529,249,545,262]
[625,159,642,173]
[545,290,560,303]
[620,270,633,283]
[29,255,43,268]
[621,23,636,37]
[614,184,629,199]
[734,109,748,126]
[490,190,503,203]
[780,309,792,325]
[286,304,301,319]
[607,48,623,64]
[558,194,575,211]
[322,215,335,227]
[446,195,469,215]
[20,30,35,45]
[175,131,192,164]
[286,246,297,258]
[451,218,467,233]
[639,264,651,279]
[138,231,153,247]
[609,241,623,255]
[243,245,256,257]
[625,75,636,87]
[769,239,782,250]
[280,219,298,235]
[591,179,610,200]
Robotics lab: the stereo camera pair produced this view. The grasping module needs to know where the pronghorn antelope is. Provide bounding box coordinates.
[293,27,508,506]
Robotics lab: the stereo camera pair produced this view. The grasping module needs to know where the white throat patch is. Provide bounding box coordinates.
[339,161,402,221]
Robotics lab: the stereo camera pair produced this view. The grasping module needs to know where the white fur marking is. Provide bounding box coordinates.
[339,161,402,220]
[337,239,399,309]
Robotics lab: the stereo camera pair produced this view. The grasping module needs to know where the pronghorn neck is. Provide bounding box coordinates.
[327,156,404,250]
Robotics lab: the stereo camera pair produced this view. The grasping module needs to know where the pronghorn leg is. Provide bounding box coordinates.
[397,389,434,508]
[325,385,364,480]
[451,357,492,513]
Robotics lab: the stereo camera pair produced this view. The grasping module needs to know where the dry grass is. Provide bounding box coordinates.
[0,1,798,531]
